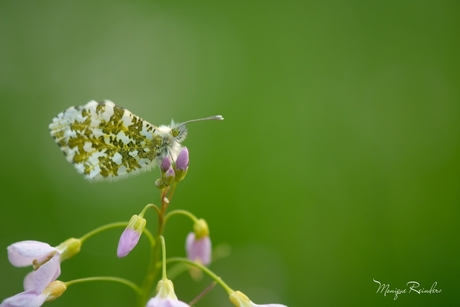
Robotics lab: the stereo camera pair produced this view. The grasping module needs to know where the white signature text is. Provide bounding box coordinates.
[373,279,442,300]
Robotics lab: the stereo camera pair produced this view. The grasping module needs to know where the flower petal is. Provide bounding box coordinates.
[146,297,190,307]
[7,241,56,267]
[253,304,288,307]
[175,147,189,171]
[186,233,211,266]
[33,254,61,294]
[146,279,190,307]
[117,228,141,258]
[229,291,287,307]
[0,290,47,307]
[23,272,35,291]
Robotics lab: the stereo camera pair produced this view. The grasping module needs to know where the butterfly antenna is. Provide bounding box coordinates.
[179,115,224,127]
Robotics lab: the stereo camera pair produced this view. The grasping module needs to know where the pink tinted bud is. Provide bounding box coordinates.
[117,215,146,258]
[186,232,211,266]
[162,168,175,187]
[161,157,172,173]
[175,147,189,171]
[175,147,189,182]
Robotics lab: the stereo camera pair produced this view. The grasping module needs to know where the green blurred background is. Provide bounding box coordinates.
[1,1,459,306]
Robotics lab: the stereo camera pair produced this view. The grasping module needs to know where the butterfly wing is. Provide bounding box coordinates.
[49,100,162,180]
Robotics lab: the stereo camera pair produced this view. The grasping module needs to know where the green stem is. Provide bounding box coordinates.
[164,209,198,224]
[65,276,142,295]
[137,183,179,306]
[160,236,167,280]
[140,203,160,218]
[138,228,157,306]
[167,182,178,203]
[143,228,156,250]
[157,188,169,235]
[166,257,234,294]
[79,222,128,243]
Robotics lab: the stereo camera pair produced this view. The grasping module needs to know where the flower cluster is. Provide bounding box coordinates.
[1,239,80,307]
[1,147,288,307]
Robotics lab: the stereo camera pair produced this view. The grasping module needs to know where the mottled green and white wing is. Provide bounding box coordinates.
[49,100,162,180]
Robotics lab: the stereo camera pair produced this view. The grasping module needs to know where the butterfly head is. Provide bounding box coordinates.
[170,120,188,143]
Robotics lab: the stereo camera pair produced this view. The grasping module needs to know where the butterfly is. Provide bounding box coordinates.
[49,100,223,180]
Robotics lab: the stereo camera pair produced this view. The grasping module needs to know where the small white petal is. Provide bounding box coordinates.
[146,297,190,307]
[7,241,56,267]
[186,233,211,266]
[33,254,61,294]
[0,290,47,307]
[23,272,35,291]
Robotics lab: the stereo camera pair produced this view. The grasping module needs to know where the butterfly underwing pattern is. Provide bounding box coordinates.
[49,100,223,180]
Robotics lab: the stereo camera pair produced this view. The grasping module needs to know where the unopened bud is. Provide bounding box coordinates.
[44,281,67,302]
[55,238,81,262]
[155,178,166,189]
[194,219,209,239]
[229,291,251,307]
[174,147,189,182]
[117,215,147,258]
[160,157,172,173]
[162,168,175,186]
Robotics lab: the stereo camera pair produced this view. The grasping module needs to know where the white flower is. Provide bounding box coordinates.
[229,291,287,307]
[8,241,62,294]
[146,279,189,307]
[0,281,66,307]
[1,239,79,306]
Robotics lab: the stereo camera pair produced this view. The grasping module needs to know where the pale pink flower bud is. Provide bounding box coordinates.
[117,215,146,258]
[186,232,211,266]
[175,147,189,171]
[162,168,176,186]
[174,147,189,182]
[160,157,172,173]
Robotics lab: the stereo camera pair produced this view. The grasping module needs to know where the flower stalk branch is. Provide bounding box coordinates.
[79,222,129,243]
[166,257,234,294]
[65,276,143,295]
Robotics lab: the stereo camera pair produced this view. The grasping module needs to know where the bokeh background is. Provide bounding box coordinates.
[1,1,459,306]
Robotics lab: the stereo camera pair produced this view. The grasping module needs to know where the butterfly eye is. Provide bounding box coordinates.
[171,128,180,138]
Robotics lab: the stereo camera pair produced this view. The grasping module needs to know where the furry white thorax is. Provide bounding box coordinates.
[156,124,187,163]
